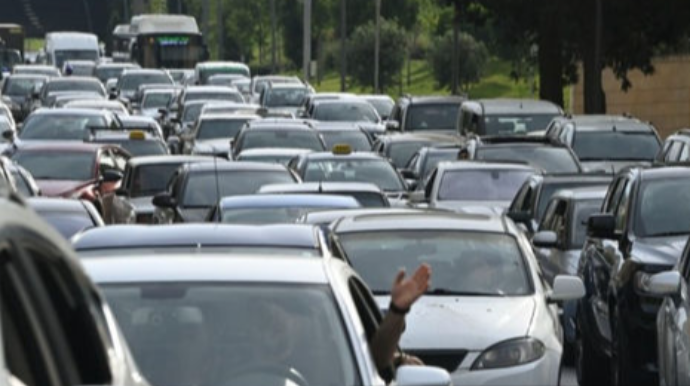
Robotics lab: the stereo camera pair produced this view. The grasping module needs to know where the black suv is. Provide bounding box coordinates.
[457,98,563,137]
[575,166,690,386]
[388,95,466,134]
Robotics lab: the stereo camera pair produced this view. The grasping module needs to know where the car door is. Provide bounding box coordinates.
[536,198,569,285]
[668,252,690,386]
[110,163,135,224]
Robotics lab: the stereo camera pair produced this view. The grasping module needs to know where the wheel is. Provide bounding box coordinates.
[575,307,610,386]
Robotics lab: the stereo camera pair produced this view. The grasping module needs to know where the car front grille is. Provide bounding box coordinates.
[405,350,467,372]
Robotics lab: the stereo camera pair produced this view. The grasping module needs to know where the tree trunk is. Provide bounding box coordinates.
[583,0,605,113]
[451,3,460,95]
[537,3,564,107]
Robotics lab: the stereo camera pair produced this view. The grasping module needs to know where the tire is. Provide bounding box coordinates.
[575,307,610,386]
[610,307,654,386]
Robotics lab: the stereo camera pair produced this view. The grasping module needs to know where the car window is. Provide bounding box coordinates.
[182,171,295,207]
[614,181,632,233]
[240,130,325,152]
[571,200,603,247]
[303,159,404,192]
[665,141,683,162]
[477,146,580,174]
[13,151,95,181]
[634,178,690,237]
[572,131,660,161]
[405,104,459,131]
[436,169,534,201]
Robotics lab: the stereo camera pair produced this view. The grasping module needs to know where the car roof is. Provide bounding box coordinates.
[47,77,101,84]
[259,182,384,194]
[377,132,461,143]
[14,142,108,153]
[121,69,169,75]
[72,224,321,251]
[185,86,240,93]
[640,165,690,181]
[220,194,360,209]
[301,152,387,161]
[83,255,330,285]
[128,155,212,167]
[301,208,424,225]
[401,95,466,104]
[237,148,314,157]
[560,115,653,132]
[30,108,111,117]
[437,161,537,172]
[185,161,290,173]
[334,212,508,233]
[539,173,613,184]
[243,124,314,132]
[550,186,608,201]
[27,197,88,212]
[199,113,260,121]
[471,98,563,115]
[5,74,49,80]
[267,83,309,90]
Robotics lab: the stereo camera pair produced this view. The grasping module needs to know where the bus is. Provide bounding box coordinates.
[0,24,24,71]
[129,14,208,69]
[112,24,134,63]
[44,32,100,69]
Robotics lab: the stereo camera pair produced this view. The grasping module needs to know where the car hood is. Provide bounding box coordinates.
[140,108,161,118]
[37,179,93,197]
[432,201,509,215]
[376,296,536,351]
[581,160,652,174]
[178,207,211,223]
[130,196,156,213]
[193,139,233,155]
[631,235,688,266]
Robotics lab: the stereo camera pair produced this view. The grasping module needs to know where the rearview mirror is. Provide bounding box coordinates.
[408,190,427,204]
[395,365,451,386]
[101,170,123,183]
[400,169,417,180]
[532,230,558,248]
[587,213,616,239]
[548,275,585,303]
[641,271,681,297]
[152,192,176,208]
[385,120,400,131]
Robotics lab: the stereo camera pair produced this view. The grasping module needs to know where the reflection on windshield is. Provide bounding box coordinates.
[313,103,379,123]
[54,50,99,69]
[183,171,295,207]
[304,159,404,191]
[102,283,359,386]
[241,131,324,152]
[438,169,534,201]
[573,131,660,161]
[320,131,371,152]
[635,179,690,238]
[13,151,94,180]
[265,89,308,107]
[339,230,531,296]
[20,115,106,140]
[484,114,557,135]
[131,164,183,197]
[477,147,580,174]
[406,104,459,131]
[197,120,247,140]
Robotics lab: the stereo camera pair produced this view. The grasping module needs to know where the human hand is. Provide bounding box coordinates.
[391,263,431,311]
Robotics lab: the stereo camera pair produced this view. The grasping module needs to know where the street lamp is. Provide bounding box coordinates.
[374,0,381,93]
[303,0,312,82]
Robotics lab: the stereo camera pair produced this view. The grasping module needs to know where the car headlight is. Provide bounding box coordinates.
[471,338,545,370]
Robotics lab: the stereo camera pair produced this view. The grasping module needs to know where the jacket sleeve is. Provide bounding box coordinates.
[370,311,406,373]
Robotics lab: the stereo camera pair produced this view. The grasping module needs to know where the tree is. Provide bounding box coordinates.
[429,31,488,91]
[347,19,406,91]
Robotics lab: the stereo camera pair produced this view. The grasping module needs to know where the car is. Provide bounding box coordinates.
[63,99,130,116]
[459,136,583,175]
[231,121,327,159]
[310,98,382,125]
[7,161,41,196]
[179,85,245,105]
[373,132,461,169]
[230,77,252,100]
[137,88,179,118]
[195,61,251,85]
[250,75,303,103]
[103,155,212,224]
[389,95,466,134]
[458,98,564,137]
[298,207,424,229]
[62,60,97,77]
[51,92,106,108]
[12,64,61,77]
[361,94,395,120]
[93,62,141,84]
[260,83,312,115]
[414,161,537,214]
[259,181,392,208]
[235,148,314,166]
[0,191,149,386]
[32,76,106,109]
[11,142,128,212]
[167,68,195,85]
[287,147,409,202]
[181,113,260,157]
[655,128,690,164]
[0,74,48,120]
[81,252,451,386]
[152,161,299,224]
[401,146,461,191]
[530,186,607,359]
[575,166,690,386]
[545,115,662,173]
[116,69,174,103]
[314,122,375,152]
[27,197,104,239]
[331,211,585,386]
[86,130,169,157]
[301,92,357,116]
[172,99,210,135]
[507,173,612,235]
[73,224,330,257]
[117,115,165,138]
[206,194,361,224]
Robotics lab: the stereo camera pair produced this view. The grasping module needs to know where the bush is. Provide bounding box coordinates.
[347,19,407,92]
[429,31,489,91]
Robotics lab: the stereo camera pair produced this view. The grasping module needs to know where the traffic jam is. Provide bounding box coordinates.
[0,12,689,386]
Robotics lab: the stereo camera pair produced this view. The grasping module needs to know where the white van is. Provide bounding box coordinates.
[44,32,100,69]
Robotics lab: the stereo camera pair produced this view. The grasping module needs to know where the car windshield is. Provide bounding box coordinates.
[221,207,332,224]
[54,50,99,68]
[101,283,359,386]
[536,181,609,220]
[130,164,184,197]
[185,92,244,104]
[241,130,325,152]
[635,179,690,238]
[304,159,404,191]
[366,99,394,119]
[319,131,371,152]
[95,67,130,83]
[142,93,173,109]
[182,104,205,123]
[116,140,168,157]
[70,63,95,76]
[484,114,558,135]
[421,151,459,179]
[264,88,309,107]
[572,131,660,161]
[182,171,295,207]
[11,170,32,196]
[0,49,22,69]
[338,230,531,296]
[477,146,580,174]
[389,142,433,168]
[13,151,94,180]
[406,104,460,131]
[3,78,44,96]
[438,169,534,201]
[571,200,603,247]
[45,80,105,96]
[20,114,107,140]
[121,73,172,92]
[38,212,94,239]
[313,103,380,123]
[197,119,248,140]
[236,154,295,166]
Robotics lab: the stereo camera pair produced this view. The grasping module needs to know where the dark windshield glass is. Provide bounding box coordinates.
[406,104,460,131]
[3,77,45,96]
[536,181,609,220]
[477,146,580,174]
[351,192,388,208]
[0,49,22,69]
[571,200,603,247]
[95,67,129,83]
[20,114,106,140]
[572,131,660,161]
[118,141,168,157]
[241,131,325,152]
[304,159,404,191]
[70,63,95,77]
[46,80,105,96]
[54,50,98,68]
[422,151,459,179]
[184,92,244,104]
[182,171,294,207]
[265,88,309,107]
[339,230,531,296]
[313,103,379,123]
[121,73,172,92]
[320,131,371,152]
[366,99,394,119]
[483,114,557,135]
[182,104,204,123]
[131,164,183,197]
[197,120,247,140]
[143,93,173,109]
[389,142,431,168]
[39,212,94,239]
[101,283,358,386]
[635,179,690,237]
[14,151,94,180]
[438,169,534,201]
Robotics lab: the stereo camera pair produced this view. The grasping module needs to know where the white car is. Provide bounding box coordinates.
[82,253,452,386]
[332,212,585,386]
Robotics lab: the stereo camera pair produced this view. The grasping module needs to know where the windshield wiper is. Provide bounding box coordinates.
[428,288,506,297]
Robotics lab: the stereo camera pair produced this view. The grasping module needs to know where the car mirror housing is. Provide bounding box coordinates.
[532,230,558,248]
[400,169,417,180]
[548,275,586,303]
[395,365,451,386]
[101,170,123,183]
[587,213,617,239]
[152,192,176,208]
[638,271,682,297]
[385,120,400,131]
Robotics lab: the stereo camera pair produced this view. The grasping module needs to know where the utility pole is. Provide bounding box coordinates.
[271,0,277,72]
[340,0,347,91]
[374,0,381,93]
[593,0,604,112]
[303,0,312,82]
[202,0,209,45]
[217,0,224,60]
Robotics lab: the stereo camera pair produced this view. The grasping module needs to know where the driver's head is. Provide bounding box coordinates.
[248,301,298,362]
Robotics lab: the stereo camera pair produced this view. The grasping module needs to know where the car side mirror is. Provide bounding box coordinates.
[101,170,123,183]
[400,169,416,180]
[532,230,558,248]
[395,365,451,386]
[548,275,585,303]
[385,120,400,131]
[152,192,176,208]
[2,129,14,142]
[406,179,418,191]
[587,213,617,239]
[408,190,427,204]
[158,108,169,117]
[640,271,682,297]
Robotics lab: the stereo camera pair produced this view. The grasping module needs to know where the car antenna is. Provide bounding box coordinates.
[213,155,221,223]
